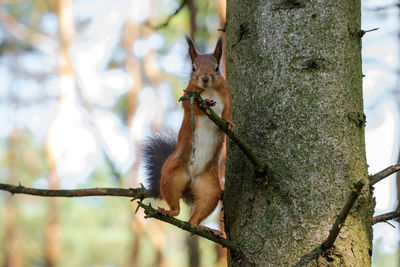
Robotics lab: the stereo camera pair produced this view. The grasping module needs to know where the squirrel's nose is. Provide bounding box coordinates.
[202,76,209,83]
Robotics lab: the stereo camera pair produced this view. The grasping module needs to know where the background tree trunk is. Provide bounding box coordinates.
[224,1,374,266]
[44,0,75,265]
[3,131,22,267]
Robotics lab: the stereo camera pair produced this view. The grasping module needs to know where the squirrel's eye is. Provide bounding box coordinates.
[192,65,196,72]
[215,65,219,72]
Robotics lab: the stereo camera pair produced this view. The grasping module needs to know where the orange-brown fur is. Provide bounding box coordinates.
[159,37,233,234]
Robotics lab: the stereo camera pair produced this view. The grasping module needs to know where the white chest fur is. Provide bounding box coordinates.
[186,90,224,178]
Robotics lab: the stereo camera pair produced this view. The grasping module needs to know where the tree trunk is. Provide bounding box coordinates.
[3,131,22,267]
[224,1,374,266]
[44,141,60,267]
[44,0,75,265]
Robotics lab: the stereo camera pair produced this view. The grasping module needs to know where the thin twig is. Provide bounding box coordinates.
[0,183,148,200]
[383,221,396,228]
[0,7,57,55]
[190,95,196,165]
[363,27,379,33]
[137,202,238,251]
[363,3,400,12]
[0,182,225,200]
[179,90,270,182]
[359,27,380,37]
[369,163,400,186]
[150,0,188,29]
[294,180,365,267]
[373,210,400,224]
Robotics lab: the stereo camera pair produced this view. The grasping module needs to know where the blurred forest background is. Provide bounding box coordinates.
[0,0,399,266]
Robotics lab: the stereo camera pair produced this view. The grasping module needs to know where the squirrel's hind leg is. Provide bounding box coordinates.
[159,164,186,216]
[188,170,221,234]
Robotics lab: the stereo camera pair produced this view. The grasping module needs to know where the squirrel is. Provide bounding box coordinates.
[141,36,234,235]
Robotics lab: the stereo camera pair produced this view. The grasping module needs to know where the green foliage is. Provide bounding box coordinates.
[4,0,53,32]
[113,93,130,123]
[58,197,133,267]
[1,130,48,184]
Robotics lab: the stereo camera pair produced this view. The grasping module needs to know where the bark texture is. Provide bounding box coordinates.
[224,1,374,266]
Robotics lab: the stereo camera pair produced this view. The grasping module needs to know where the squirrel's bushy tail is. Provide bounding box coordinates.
[141,132,177,198]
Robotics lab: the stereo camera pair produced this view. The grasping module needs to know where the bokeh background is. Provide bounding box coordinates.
[0,0,399,266]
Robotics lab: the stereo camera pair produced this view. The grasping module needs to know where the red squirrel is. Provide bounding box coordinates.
[142,36,234,235]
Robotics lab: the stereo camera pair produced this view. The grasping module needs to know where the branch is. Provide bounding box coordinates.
[293,246,323,267]
[0,182,236,249]
[373,210,400,224]
[179,90,270,182]
[363,3,400,12]
[148,0,188,30]
[0,182,226,200]
[359,27,379,37]
[0,183,148,199]
[137,202,238,252]
[322,180,364,249]
[369,163,400,186]
[0,7,57,55]
[294,180,365,267]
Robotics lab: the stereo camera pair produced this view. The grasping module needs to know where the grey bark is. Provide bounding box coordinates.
[224,1,374,266]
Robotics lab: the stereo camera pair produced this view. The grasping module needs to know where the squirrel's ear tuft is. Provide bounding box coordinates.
[213,36,223,63]
[185,35,198,62]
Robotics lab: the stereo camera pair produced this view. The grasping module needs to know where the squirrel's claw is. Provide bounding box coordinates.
[225,120,235,132]
[157,207,178,217]
[205,99,216,107]
[194,225,224,237]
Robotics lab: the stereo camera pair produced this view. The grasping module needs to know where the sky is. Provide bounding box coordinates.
[362,0,400,259]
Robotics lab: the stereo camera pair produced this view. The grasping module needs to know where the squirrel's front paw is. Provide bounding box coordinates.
[225,120,235,132]
[205,99,216,107]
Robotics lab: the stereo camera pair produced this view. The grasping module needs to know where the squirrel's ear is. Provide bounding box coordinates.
[213,36,223,63]
[185,35,198,62]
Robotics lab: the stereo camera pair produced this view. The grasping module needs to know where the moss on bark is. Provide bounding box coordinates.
[224,0,374,266]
